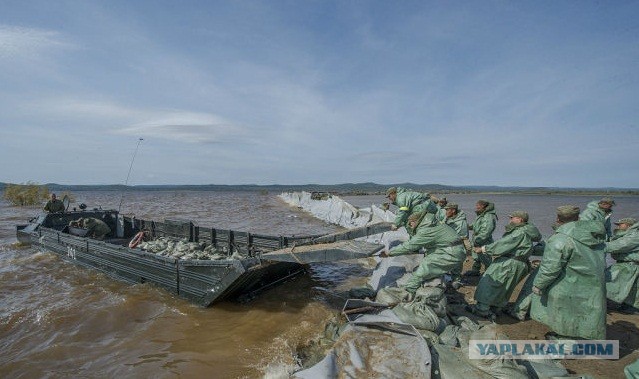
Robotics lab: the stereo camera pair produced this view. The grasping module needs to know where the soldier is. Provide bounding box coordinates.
[44,193,65,213]
[531,205,607,339]
[464,200,497,276]
[385,187,437,231]
[436,197,448,222]
[443,203,470,288]
[605,217,639,313]
[443,203,468,238]
[380,211,466,297]
[81,217,112,240]
[580,197,615,240]
[468,211,541,318]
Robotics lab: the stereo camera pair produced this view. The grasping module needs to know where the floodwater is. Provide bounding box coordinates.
[1,191,638,378]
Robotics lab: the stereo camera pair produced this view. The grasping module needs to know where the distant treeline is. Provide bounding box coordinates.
[1,182,638,196]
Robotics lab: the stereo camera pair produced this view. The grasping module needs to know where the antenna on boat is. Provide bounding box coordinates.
[118,138,144,213]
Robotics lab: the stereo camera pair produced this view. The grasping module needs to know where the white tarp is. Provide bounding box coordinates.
[279,191,397,229]
[279,190,410,261]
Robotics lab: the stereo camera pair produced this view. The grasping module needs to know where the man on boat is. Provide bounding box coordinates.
[530,205,607,339]
[464,200,497,276]
[44,193,65,213]
[580,197,615,240]
[80,217,112,240]
[605,217,639,314]
[380,211,466,297]
[468,211,541,318]
[385,187,437,231]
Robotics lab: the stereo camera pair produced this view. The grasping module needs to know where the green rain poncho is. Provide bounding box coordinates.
[530,220,607,339]
[444,210,469,238]
[580,200,613,240]
[605,223,639,308]
[625,359,639,379]
[474,222,542,310]
[391,187,437,228]
[470,202,497,269]
[389,213,466,293]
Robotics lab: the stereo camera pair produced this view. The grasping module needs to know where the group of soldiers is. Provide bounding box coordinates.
[380,186,638,340]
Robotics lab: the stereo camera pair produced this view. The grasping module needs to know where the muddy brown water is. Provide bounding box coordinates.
[2,191,638,378]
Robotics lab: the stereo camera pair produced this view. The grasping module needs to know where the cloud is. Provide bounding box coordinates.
[117,112,248,144]
[0,25,74,60]
[18,96,250,144]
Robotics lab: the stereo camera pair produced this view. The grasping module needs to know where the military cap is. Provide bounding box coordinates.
[444,203,458,210]
[509,210,529,222]
[385,187,397,197]
[556,205,580,218]
[599,197,616,205]
[614,217,636,225]
[438,197,447,202]
[476,199,489,207]
[408,211,424,223]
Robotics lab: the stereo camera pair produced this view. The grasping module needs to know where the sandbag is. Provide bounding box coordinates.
[416,285,447,317]
[348,286,377,299]
[438,316,479,347]
[376,287,411,305]
[462,324,529,379]
[392,300,446,333]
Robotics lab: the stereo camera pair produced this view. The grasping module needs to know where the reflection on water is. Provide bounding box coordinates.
[1,191,638,378]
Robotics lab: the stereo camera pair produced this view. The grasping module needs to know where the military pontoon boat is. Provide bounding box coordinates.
[16,208,389,306]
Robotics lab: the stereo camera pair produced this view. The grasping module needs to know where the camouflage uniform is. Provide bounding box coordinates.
[44,199,65,213]
[82,218,111,240]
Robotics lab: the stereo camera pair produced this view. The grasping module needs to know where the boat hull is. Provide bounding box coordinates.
[16,210,385,306]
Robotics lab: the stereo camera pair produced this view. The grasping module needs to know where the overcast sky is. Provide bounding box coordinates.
[1,1,638,187]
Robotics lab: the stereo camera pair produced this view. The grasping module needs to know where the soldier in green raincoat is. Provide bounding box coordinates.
[531,205,607,340]
[385,187,437,231]
[626,359,639,379]
[509,239,547,321]
[443,203,470,288]
[605,217,639,312]
[442,203,468,238]
[435,197,448,222]
[468,211,541,317]
[580,197,615,240]
[381,211,466,295]
[465,200,497,276]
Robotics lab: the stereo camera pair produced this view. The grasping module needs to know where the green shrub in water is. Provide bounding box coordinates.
[3,182,50,206]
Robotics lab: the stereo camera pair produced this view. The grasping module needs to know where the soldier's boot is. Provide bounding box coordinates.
[463,261,482,277]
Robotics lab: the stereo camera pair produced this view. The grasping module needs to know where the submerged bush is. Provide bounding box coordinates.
[3,182,50,206]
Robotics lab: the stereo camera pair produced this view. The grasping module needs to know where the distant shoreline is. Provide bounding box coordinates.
[2,182,638,196]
